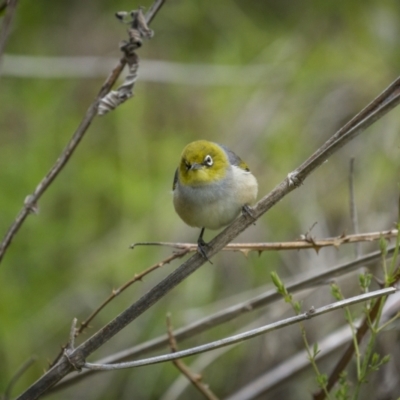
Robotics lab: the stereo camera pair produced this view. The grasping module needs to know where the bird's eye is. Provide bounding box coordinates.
[204,155,213,166]
[184,160,191,170]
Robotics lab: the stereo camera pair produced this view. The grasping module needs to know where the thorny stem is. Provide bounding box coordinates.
[131,229,399,253]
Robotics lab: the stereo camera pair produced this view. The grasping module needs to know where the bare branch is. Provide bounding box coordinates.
[67,318,78,352]
[83,288,396,371]
[0,1,164,264]
[166,314,219,400]
[131,229,399,253]
[50,242,397,394]
[77,250,189,336]
[226,325,352,400]
[49,248,189,369]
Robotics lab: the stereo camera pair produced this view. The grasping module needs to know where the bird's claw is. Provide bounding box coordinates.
[242,204,256,225]
[197,238,213,264]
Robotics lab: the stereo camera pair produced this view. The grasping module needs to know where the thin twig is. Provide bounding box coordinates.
[0,63,125,264]
[79,250,189,335]
[16,72,400,400]
[49,250,189,369]
[83,288,396,371]
[166,314,219,400]
[131,229,398,254]
[49,244,397,395]
[349,158,361,258]
[0,1,165,265]
[3,356,37,400]
[0,0,18,65]
[66,318,77,351]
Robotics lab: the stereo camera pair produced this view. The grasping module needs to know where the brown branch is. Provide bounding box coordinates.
[49,248,189,368]
[78,249,188,335]
[49,243,396,395]
[0,62,125,264]
[16,62,400,400]
[0,0,165,265]
[131,229,399,254]
[166,314,219,400]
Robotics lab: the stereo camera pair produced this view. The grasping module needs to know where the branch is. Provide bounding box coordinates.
[49,243,395,394]
[225,325,353,400]
[77,249,188,335]
[166,314,219,400]
[49,249,189,368]
[16,72,400,399]
[50,243,397,394]
[313,292,387,400]
[0,0,165,264]
[131,229,399,254]
[83,288,396,370]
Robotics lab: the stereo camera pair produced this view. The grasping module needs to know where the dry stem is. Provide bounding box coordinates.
[131,229,398,254]
[166,314,219,400]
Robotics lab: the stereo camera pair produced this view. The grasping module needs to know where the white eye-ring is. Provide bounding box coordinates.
[204,155,213,166]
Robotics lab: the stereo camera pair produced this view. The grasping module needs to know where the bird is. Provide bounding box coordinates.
[173,140,258,260]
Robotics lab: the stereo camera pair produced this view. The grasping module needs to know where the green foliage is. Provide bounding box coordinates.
[334,371,350,400]
[358,273,372,293]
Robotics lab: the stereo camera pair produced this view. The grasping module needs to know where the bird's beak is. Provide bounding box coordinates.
[189,163,202,171]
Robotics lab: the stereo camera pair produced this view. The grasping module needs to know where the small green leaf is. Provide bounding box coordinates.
[330,283,343,300]
[313,342,320,357]
[270,271,283,292]
[379,236,388,256]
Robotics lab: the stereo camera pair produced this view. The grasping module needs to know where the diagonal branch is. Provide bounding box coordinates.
[16,75,400,400]
[313,293,387,400]
[83,288,396,370]
[49,243,396,395]
[0,0,165,264]
[166,314,219,400]
[49,248,189,369]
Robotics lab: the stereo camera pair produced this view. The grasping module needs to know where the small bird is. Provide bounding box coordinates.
[173,140,258,260]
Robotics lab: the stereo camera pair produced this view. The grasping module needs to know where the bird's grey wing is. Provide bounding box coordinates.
[172,168,178,190]
[219,144,250,172]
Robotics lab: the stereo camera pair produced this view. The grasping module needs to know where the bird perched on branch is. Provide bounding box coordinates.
[173,140,258,260]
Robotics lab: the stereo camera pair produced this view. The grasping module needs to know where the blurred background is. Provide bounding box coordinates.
[1,0,400,399]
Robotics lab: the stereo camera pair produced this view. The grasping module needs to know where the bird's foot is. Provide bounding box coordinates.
[242,204,256,225]
[197,238,213,264]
